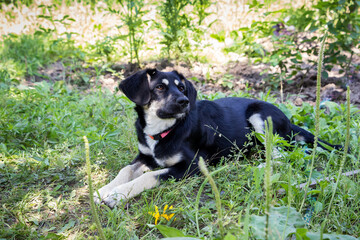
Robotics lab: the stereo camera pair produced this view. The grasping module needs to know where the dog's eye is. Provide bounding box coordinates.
[178,85,185,92]
[156,84,165,91]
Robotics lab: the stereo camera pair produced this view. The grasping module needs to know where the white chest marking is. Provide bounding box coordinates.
[138,139,182,167]
[155,152,183,167]
[138,136,159,157]
[146,136,158,152]
[143,100,176,136]
[138,143,154,156]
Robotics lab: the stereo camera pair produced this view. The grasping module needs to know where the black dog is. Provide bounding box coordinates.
[94,69,342,208]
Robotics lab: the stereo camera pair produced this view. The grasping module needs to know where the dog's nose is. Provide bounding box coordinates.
[176,97,189,107]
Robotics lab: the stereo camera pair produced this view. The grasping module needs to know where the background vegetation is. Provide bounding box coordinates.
[0,0,359,239]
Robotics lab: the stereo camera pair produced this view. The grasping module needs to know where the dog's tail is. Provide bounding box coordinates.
[290,124,344,151]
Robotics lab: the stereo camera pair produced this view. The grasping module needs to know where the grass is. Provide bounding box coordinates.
[1,0,360,239]
[0,81,359,239]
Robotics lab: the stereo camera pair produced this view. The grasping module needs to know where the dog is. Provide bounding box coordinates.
[94,68,342,208]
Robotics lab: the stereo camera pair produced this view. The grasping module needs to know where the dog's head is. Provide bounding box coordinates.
[119,69,197,119]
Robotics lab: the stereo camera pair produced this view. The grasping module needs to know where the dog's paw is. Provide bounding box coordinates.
[93,185,113,205]
[101,192,127,208]
[93,185,129,208]
[101,183,136,208]
[93,191,102,204]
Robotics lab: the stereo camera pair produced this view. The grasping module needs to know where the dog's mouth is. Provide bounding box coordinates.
[157,105,190,119]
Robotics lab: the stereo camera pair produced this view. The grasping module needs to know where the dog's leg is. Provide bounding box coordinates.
[101,168,169,208]
[248,113,283,159]
[100,153,200,207]
[94,162,150,204]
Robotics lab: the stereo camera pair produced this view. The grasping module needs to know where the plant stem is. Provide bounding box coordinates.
[324,86,351,225]
[345,51,354,85]
[264,117,273,240]
[299,32,327,213]
[83,136,106,240]
[198,157,224,237]
[195,164,228,238]
[281,165,292,240]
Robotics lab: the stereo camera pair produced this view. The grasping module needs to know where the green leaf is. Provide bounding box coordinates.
[162,238,202,240]
[295,228,311,240]
[155,225,186,238]
[210,31,225,42]
[314,201,323,213]
[58,220,76,233]
[156,225,200,239]
[250,207,359,240]
[270,173,281,184]
[250,206,306,240]
[306,231,358,240]
[42,232,65,240]
[224,232,237,240]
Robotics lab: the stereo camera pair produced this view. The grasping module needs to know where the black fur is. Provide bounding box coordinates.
[119,69,343,183]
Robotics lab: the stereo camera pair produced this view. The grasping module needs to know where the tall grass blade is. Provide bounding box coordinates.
[243,205,251,240]
[281,165,292,240]
[299,32,328,213]
[83,136,106,240]
[324,86,351,225]
[264,117,274,240]
[195,165,228,238]
[198,157,224,237]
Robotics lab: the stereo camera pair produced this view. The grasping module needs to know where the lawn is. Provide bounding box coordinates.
[0,0,360,239]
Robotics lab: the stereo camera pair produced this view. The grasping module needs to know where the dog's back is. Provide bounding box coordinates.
[187,97,290,162]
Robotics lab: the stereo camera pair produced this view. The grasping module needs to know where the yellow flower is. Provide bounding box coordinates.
[148,205,176,225]
[161,205,175,221]
[148,205,160,225]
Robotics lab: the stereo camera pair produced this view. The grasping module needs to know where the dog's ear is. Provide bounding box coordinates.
[119,69,158,105]
[185,78,197,110]
[172,71,197,110]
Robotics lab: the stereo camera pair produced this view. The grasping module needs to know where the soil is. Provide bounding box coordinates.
[32,57,360,108]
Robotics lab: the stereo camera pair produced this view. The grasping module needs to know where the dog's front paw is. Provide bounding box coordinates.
[93,185,128,208]
[101,191,127,208]
[93,185,113,205]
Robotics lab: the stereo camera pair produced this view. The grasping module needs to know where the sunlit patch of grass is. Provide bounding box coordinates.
[0,83,140,238]
[0,33,85,80]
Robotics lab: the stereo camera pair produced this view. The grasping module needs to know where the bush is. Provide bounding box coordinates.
[224,0,360,87]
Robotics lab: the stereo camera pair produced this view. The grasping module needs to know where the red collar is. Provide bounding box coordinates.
[148,128,172,140]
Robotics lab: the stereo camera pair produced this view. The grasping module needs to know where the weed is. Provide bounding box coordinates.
[192,0,212,26]
[156,0,192,58]
[264,117,274,240]
[300,33,327,212]
[84,136,106,240]
[223,1,360,87]
[0,69,18,89]
[199,157,224,237]
[323,86,351,230]
[36,4,76,34]
[109,0,149,66]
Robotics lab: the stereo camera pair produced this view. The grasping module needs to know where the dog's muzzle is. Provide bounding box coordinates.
[157,96,190,119]
[176,96,189,109]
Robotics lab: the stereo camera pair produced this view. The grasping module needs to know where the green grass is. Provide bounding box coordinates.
[1,1,360,238]
[0,33,85,80]
[0,81,359,239]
